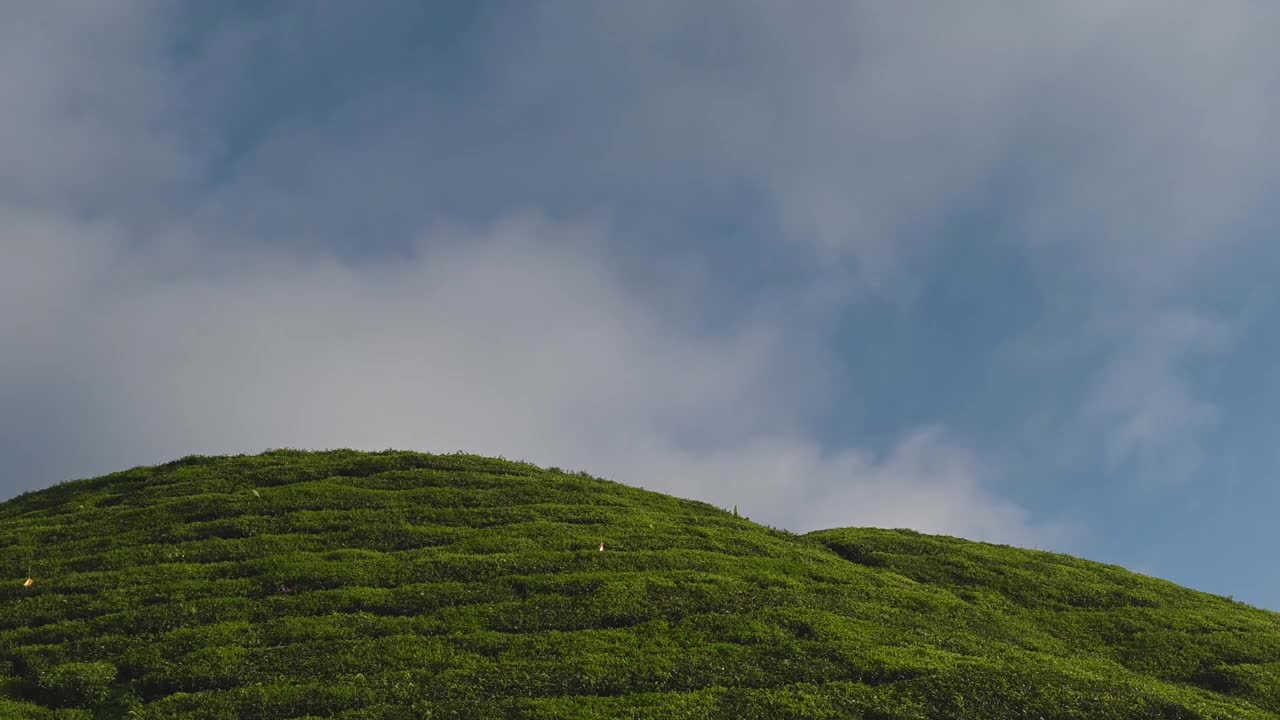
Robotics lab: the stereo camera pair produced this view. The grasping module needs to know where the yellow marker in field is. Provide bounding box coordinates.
[23,577,34,587]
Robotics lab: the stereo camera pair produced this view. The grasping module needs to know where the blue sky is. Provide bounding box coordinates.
[4,1,1280,608]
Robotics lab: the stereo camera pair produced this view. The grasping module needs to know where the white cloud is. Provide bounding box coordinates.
[611,428,1063,547]
[0,209,1051,547]
[451,2,1280,291]
[10,0,1280,556]
[1086,310,1231,483]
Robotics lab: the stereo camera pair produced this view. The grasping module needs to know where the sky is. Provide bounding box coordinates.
[3,1,1280,608]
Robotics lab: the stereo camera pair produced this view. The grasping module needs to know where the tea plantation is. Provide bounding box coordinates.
[1,449,1278,719]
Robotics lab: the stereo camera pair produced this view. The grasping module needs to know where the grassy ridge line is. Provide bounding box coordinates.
[0,449,1277,719]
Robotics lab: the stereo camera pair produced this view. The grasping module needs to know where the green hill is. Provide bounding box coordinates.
[1,450,1277,719]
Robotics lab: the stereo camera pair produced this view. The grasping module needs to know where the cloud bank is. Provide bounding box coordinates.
[6,2,1280,577]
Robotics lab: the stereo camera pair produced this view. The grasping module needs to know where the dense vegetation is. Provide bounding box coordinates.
[0,449,1277,719]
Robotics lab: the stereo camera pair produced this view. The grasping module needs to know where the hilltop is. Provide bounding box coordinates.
[1,450,1277,719]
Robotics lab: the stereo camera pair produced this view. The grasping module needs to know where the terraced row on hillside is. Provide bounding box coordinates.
[1,449,1278,718]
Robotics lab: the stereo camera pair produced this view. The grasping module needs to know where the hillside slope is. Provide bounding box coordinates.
[1,450,1277,719]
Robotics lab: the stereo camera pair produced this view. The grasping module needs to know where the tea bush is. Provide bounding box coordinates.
[0,450,1277,718]
[34,661,116,708]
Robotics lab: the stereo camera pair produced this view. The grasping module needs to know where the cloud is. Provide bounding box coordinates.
[0,1,196,217]
[1086,310,1231,483]
[9,0,1280,562]
[89,215,802,456]
[0,208,1050,547]
[614,428,1063,547]
[795,429,1057,545]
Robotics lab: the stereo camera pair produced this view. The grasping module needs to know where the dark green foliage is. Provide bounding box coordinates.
[0,449,1277,718]
[33,661,115,708]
